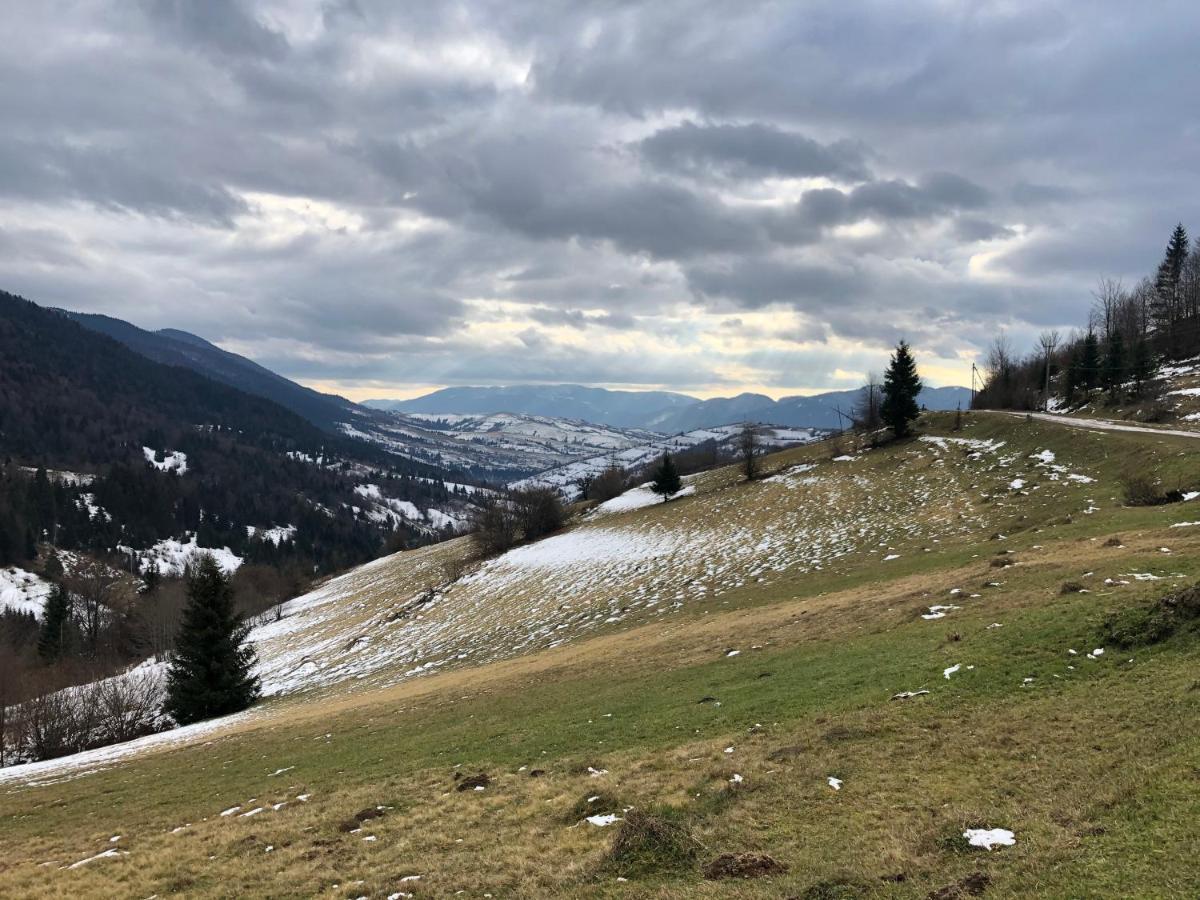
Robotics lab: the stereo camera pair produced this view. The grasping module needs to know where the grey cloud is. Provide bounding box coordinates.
[639,121,870,182]
[954,217,1016,242]
[527,307,638,330]
[141,0,289,60]
[687,258,863,311]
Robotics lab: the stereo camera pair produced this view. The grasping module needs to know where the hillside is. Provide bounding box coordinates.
[62,311,359,433]
[3,412,1199,897]
[343,412,665,483]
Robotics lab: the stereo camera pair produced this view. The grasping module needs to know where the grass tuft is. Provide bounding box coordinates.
[599,806,703,879]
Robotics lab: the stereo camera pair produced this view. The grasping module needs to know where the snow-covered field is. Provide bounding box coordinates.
[339,409,661,479]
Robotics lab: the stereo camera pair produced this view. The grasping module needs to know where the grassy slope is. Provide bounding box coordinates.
[2,412,1200,898]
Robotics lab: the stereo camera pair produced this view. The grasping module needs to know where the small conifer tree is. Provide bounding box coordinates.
[37,583,71,662]
[650,453,682,501]
[165,555,260,725]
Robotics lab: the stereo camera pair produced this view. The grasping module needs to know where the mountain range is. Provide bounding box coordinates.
[369,384,973,431]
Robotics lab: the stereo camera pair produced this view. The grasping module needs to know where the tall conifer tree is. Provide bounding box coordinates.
[881,341,923,438]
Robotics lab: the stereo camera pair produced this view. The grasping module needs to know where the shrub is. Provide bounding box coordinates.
[1119,468,1176,506]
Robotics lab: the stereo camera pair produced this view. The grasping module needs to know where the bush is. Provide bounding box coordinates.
[587,465,628,503]
[513,487,565,541]
[1120,470,1165,506]
[471,498,519,557]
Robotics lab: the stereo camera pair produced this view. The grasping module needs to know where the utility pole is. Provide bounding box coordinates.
[832,405,852,435]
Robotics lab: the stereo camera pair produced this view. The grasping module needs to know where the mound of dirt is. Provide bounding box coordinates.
[928,870,990,899]
[456,773,491,792]
[702,852,788,879]
[337,807,385,832]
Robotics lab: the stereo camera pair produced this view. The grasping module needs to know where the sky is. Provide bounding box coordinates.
[2,1,1198,401]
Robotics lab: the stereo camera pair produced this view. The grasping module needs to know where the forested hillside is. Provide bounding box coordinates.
[61,311,359,432]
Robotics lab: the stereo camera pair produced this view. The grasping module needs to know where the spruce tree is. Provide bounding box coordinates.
[1079,331,1102,391]
[37,583,71,662]
[650,453,682,501]
[1102,330,1126,399]
[881,341,923,438]
[165,555,260,725]
[1131,337,1157,395]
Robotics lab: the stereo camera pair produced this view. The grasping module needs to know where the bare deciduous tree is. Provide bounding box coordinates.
[739,422,761,481]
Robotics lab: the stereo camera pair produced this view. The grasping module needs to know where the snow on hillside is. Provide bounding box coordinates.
[588,479,698,517]
[0,567,53,618]
[246,525,296,545]
[512,424,824,495]
[130,535,243,576]
[248,428,1038,701]
[352,483,465,534]
[0,424,1108,783]
[143,446,188,474]
[17,466,94,486]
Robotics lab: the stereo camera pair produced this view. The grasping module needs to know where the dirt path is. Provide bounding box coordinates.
[998,410,1200,439]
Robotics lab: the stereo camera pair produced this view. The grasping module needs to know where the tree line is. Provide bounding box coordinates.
[973,224,1200,411]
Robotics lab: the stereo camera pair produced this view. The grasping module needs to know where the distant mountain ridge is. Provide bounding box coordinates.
[371,383,973,431]
[367,384,696,428]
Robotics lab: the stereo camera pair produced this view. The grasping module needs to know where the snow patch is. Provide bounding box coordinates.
[143,447,188,475]
[963,828,1016,850]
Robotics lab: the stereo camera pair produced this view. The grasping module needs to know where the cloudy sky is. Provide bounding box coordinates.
[3,1,1198,400]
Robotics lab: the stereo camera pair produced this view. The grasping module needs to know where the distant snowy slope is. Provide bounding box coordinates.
[510,424,824,495]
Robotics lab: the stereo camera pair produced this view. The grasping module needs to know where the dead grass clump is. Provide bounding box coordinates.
[600,807,703,879]
[701,852,787,880]
[337,806,385,832]
[1104,535,1124,547]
